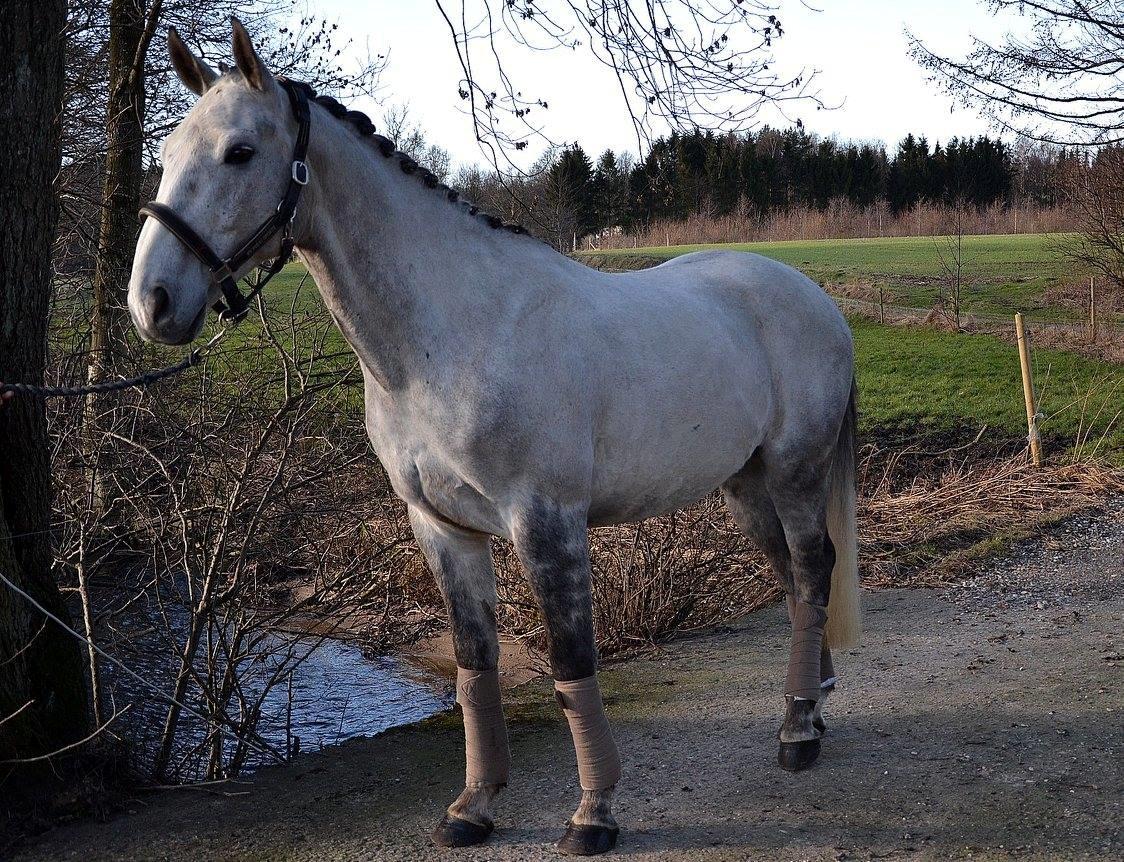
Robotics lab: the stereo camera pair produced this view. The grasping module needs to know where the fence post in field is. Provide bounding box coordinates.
[878,284,885,324]
[1089,276,1098,343]
[1014,313,1043,467]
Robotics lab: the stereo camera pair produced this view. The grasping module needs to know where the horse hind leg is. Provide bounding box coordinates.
[722,454,837,771]
[768,457,841,772]
[722,452,794,594]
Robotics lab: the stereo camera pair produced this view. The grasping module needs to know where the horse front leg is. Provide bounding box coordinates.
[513,500,621,856]
[409,508,508,848]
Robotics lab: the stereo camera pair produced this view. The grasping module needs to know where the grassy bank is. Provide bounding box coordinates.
[196,260,1122,460]
[851,316,1123,460]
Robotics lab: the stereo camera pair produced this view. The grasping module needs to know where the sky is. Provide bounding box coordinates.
[317,0,1020,169]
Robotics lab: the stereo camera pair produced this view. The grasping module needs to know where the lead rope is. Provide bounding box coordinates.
[0,324,231,401]
[0,252,292,401]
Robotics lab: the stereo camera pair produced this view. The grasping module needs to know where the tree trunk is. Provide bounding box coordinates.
[0,0,90,759]
[88,0,149,383]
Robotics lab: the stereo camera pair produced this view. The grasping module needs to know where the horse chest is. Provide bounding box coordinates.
[362,397,515,537]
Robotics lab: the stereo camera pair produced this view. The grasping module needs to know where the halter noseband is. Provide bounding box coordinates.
[139,78,311,323]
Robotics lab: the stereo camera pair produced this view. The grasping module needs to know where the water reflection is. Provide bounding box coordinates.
[253,635,453,752]
[85,576,452,779]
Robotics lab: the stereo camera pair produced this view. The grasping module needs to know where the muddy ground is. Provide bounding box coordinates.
[14,503,1122,861]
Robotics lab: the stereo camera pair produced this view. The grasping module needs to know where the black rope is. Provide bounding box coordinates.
[0,329,228,401]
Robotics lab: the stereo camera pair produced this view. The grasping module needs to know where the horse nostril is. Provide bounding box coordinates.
[148,284,172,324]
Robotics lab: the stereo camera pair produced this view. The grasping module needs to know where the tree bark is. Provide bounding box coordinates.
[0,0,90,759]
[88,0,149,383]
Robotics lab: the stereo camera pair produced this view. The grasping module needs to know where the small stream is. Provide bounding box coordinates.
[242,634,454,755]
[84,577,453,779]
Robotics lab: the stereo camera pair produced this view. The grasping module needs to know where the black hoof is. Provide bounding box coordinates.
[432,813,494,848]
[778,737,821,772]
[557,821,620,856]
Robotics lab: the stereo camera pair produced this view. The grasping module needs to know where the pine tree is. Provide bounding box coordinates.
[591,150,630,233]
[545,143,595,249]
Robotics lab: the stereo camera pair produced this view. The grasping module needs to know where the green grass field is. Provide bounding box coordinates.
[179,242,1122,462]
[850,317,1122,460]
[581,233,1099,322]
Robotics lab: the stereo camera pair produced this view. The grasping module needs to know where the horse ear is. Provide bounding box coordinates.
[168,27,216,96]
[231,16,271,91]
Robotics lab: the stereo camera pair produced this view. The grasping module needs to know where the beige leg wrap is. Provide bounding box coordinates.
[785,596,827,701]
[554,675,622,791]
[457,667,511,787]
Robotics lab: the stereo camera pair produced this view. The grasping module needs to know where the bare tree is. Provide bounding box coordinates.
[1062,146,1124,302]
[0,0,91,763]
[909,2,1124,320]
[86,0,161,386]
[908,1,1124,146]
[435,0,824,165]
[933,199,972,331]
[381,105,454,183]
[48,282,427,782]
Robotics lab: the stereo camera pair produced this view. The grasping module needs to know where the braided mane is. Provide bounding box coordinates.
[282,79,528,237]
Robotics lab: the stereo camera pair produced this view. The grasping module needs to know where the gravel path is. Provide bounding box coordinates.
[15,502,1123,861]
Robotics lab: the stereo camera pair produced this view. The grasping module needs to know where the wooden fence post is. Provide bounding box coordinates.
[1089,276,1098,344]
[1015,312,1043,467]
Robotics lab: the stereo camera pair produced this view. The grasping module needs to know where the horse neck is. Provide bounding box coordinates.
[293,111,567,390]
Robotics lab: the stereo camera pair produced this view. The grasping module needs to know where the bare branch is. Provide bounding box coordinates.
[435,0,825,166]
[908,0,1124,146]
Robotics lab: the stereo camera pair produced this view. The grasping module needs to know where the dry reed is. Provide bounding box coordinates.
[596,202,1074,249]
[857,446,1124,588]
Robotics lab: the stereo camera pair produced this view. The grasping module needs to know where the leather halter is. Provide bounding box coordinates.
[139,78,311,323]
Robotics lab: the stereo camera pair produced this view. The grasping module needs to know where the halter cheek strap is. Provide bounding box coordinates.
[138,78,311,323]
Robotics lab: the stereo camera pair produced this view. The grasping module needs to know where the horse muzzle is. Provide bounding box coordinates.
[131,280,208,346]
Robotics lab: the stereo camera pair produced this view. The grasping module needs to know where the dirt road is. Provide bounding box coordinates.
[16,503,1122,861]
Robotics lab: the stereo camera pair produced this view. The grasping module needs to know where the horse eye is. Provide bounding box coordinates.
[224,144,255,165]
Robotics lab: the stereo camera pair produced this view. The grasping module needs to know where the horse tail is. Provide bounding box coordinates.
[824,377,861,649]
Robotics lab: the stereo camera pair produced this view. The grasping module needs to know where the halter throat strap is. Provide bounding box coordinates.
[139,78,311,322]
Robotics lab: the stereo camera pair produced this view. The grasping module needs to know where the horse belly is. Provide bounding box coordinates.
[586,366,769,526]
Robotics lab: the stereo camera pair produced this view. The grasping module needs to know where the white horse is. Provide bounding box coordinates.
[128,21,861,856]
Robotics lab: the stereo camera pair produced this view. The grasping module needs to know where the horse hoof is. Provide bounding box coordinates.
[432,813,494,848]
[557,821,620,855]
[778,738,821,772]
